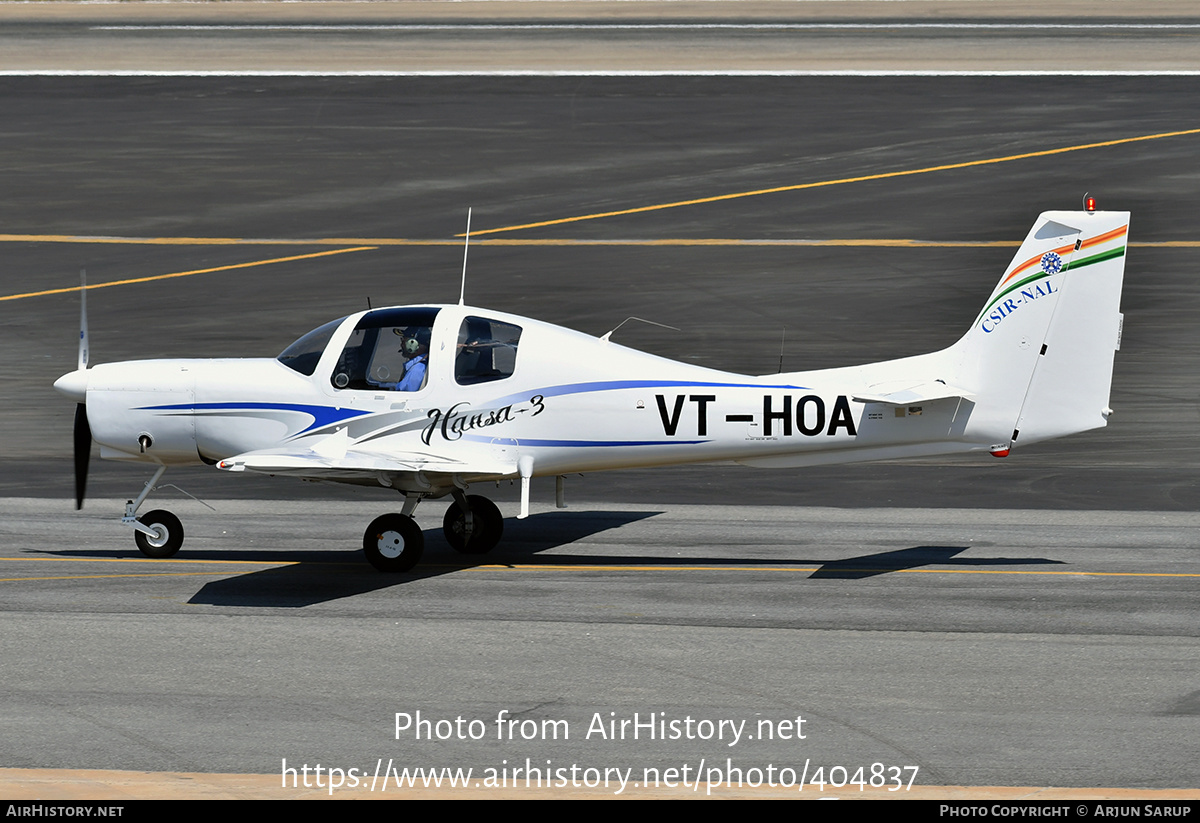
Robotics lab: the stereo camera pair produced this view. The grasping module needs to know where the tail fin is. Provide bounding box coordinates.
[951,210,1129,453]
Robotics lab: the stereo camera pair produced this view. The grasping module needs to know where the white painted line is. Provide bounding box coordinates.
[89,23,1200,32]
[3,70,1200,77]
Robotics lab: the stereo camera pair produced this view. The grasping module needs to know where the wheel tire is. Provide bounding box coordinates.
[363,513,424,572]
[134,509,184,558]
[442,495,504,555]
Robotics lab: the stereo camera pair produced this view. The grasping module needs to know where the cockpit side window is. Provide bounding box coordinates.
[330,307,440,392]
[277,317,345,376]
[455,316,522,385]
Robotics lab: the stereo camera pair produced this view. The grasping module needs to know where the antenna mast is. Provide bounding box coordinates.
[459,207,472,306]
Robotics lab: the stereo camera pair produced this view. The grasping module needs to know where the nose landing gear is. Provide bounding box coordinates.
[121,466,186,559]
[133,509,184,559]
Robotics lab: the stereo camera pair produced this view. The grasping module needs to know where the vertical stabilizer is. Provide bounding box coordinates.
[952,210,1129,452]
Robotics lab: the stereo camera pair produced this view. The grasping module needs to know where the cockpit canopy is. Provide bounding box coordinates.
[277,307,524,390]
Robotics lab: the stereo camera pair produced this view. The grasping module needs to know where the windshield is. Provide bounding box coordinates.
[276,316,346,376]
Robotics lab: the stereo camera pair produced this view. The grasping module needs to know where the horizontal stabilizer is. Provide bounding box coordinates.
[851,381,974,406]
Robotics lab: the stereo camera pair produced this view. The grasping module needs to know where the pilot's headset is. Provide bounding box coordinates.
[395,326,429,355]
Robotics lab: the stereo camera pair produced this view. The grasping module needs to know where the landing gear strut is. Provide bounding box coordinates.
[121,466,186,559]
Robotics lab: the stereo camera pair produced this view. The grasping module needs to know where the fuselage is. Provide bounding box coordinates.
[55,303,994,495]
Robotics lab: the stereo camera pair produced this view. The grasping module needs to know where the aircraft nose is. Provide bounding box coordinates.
[54,368,89,402]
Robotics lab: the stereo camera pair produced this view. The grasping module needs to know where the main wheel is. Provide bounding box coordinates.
[442,495,503,555]
[363,513,424,572]
[134,509,184,558]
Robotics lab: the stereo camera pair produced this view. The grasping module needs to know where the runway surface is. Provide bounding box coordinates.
[1,1,1198,801]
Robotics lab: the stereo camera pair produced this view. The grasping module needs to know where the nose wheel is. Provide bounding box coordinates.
[134,509,184,558]
[363,513,424,572]
[442,495,503,555]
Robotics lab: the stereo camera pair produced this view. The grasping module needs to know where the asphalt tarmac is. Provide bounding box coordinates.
[1,1,1198,801]
[5,498,1199,797]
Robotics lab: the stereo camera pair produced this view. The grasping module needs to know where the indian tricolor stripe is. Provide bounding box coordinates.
[1079,224,1128,251]
[976,225,1128,324]
[994,223,1128,292]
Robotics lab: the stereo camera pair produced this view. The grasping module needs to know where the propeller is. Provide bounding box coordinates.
[73,403,91,509]
[73,270,91,509]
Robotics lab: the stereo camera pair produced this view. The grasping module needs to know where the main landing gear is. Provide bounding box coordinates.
[442,494,503,554]
[363,491,504,572]
[119,468,504,572]
[363,512,424,572]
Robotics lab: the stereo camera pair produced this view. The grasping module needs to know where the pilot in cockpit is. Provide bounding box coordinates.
[389,326,430,391]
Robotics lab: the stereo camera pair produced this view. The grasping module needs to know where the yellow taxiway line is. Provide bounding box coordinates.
[2,125,1197,303]
[2,556,1196,580]
[0,555,300,582]
[0,238,1194,304]
[466,125,1200,236]
[0,572,265,582]
[0,246,376,302]
[1,235,1196,251]
[4,234,1028,247]
[448,564,1200,577]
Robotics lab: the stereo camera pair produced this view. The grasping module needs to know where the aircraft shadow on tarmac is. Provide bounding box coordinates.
[181,537,1065,607]
[34,510,664,608]
[807,546,1065,580]
[183,509,666,607]
[36,511,1065,607]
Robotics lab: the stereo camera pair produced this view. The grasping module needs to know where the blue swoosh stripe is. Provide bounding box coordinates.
[137,402,372,435]
[520,439,709,447]
[464,435,708,447]
[490,379,807,407]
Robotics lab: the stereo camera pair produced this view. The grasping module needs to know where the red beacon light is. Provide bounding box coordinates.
[1084,194,1097,214]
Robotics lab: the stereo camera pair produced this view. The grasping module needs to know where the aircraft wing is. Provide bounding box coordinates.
[215,428,518,482]
[850,381,974,406]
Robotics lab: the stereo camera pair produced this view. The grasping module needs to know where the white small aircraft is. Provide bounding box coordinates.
[55,207,1129,572]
